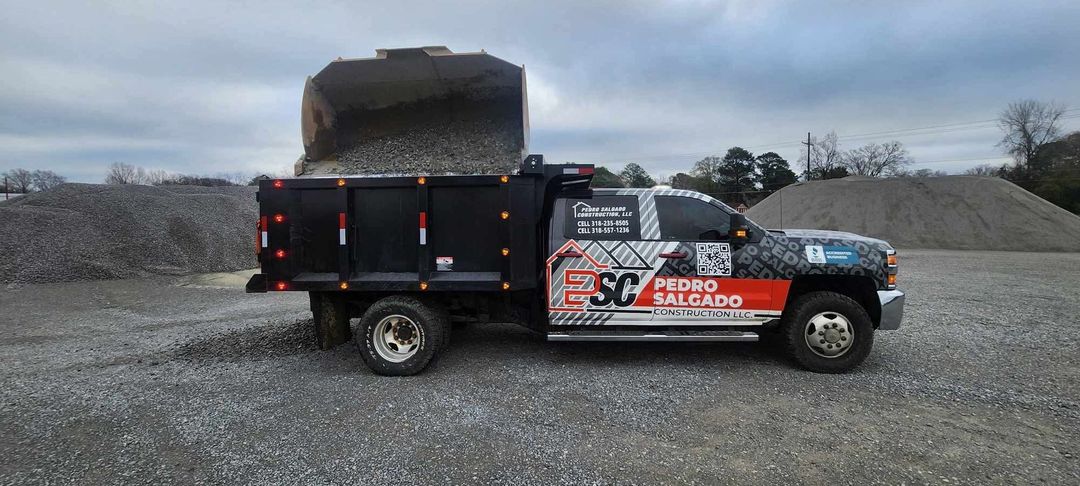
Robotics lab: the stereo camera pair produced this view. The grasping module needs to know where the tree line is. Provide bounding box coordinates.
[590,99,1078,213]
[4,100,1075,212]
[590,139,915,207]
[103,162,258,187]
[1,169,66,193]
[965,100,1079,213]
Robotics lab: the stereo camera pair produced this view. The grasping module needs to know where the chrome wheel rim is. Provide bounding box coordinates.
[373,314,421,362]
[804,311,853,358]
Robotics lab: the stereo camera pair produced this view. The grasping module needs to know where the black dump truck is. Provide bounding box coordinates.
[246,155,905,375]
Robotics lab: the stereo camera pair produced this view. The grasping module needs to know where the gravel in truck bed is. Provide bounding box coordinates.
[332,117,521,176]
[1,249,1078,484]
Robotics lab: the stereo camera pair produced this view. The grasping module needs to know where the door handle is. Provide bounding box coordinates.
[556,251,582,258]
[660,252,687,259]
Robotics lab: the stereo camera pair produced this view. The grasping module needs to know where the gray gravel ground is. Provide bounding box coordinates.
[2,249,1078,484]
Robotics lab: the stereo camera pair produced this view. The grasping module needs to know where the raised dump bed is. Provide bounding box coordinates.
[297,46,528,176]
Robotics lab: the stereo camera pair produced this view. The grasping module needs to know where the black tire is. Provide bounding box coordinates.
[356,295,448,376]
[781,291,873,373]
[310,292,351,350]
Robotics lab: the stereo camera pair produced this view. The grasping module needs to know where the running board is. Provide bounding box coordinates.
[547,331,759,342]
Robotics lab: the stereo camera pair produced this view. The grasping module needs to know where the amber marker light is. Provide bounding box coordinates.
[887,254,898,266]
[501,248,510,256]
[500,175,509,183]
[887,274,897,286]
[417,176,427,185]
[502,282,511,290]
[500,210,510,220]
[419,281,429,291]
[337,178,346,187]
[734,229,748,238]
[339,281,349,290]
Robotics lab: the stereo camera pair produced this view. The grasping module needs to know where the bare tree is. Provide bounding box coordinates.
[843,141,912,177]
[799,131,844,177]
[30,170,67,191]
[144,169,173,185]
[3,168,34,193]
[998,99,1066,172]
[217,171,250,186]
[963,164,1004,177]
[104,162,146,185]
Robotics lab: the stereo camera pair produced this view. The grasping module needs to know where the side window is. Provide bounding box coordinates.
[563,195,642,240]
[655,196,730,240]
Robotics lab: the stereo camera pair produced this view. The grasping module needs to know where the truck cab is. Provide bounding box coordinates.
[544,187,903,373]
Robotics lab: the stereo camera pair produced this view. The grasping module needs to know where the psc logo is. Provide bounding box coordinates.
[563,270,640,308]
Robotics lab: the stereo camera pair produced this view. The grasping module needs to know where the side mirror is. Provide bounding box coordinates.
[729,213,749,247]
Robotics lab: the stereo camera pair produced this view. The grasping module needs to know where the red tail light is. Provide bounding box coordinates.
[275,281,288,291]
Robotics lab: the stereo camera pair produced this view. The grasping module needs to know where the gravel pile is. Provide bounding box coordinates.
[747,175,1080,251]
[333,118,521,175]
[1,250,1078,483]
[0,183,257,284]
[299,96,523,176]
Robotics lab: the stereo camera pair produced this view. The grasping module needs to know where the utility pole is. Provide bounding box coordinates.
[3,176,7,200]
[801,132,813,181]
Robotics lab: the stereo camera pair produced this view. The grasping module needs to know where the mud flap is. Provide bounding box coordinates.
[310,292,352,349]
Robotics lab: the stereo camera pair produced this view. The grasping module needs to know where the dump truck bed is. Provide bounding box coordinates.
[248,159,594,293]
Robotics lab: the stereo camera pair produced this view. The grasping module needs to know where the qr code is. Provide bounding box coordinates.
[696,242,732,276]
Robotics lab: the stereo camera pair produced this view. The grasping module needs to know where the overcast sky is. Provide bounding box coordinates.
[2,0,1079,182]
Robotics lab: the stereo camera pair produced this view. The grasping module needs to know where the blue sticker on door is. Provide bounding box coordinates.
[805,245,859,265]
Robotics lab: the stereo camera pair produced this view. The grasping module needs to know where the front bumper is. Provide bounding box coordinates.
[877,290,905,330]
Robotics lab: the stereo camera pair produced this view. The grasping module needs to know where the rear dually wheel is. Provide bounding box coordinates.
[357,295,448,376]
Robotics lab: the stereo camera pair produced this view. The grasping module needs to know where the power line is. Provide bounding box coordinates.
[590,109,1080,166]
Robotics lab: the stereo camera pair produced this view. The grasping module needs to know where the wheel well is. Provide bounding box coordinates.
[785,275,881,328]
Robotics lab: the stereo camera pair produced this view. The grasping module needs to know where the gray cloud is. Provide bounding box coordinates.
[2,0,1078,182]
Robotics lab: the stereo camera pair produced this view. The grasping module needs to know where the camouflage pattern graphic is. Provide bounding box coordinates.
[547,189,894,328]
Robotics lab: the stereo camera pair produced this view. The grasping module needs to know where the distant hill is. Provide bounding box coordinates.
[745,176,1080,251]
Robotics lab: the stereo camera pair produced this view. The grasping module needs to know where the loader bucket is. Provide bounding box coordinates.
[298,46,529,176]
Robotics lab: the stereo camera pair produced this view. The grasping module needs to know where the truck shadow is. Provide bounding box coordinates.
[440,322,787,370]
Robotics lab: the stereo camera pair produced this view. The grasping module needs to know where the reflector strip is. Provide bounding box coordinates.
[563,167,595,175]
[260,216,268,248]
[338,213,346,245]
[419,211,428,245]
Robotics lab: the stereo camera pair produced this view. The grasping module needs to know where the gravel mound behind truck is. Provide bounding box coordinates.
[0,183,257,285]
[746,175,1080,252]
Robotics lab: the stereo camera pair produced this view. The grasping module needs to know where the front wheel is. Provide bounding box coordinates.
[357,296,448,376]
[781,291,874,373]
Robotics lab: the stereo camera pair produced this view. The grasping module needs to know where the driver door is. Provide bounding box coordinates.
[648,195,778,326]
